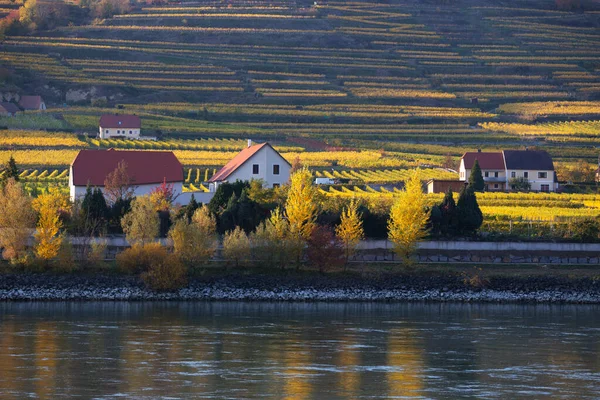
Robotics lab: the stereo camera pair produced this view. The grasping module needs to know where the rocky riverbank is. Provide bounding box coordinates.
[1,272,600,303]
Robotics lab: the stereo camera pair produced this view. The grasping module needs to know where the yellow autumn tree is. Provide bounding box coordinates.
[222,226,251,268]
[336,199,364,264]
[388,170,430,265]
[121,196,159,245]
[285,167,319,240]
[169,206,217,267]
[32,191,69,261]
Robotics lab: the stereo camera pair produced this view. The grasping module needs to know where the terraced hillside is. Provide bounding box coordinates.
[1,0,600,180]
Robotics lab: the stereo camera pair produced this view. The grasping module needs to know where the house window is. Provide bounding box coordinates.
[273,164,280,175]
[494,184,498,189]
[494,172,499,178]
[524,172,529,179]
[511,171,516,178]
[273,183,280,188]
[116,130,120,134]
[484,171,489,177]
[538,172,547,179]
[541,184,550,192]
[129,130,133,134]
[252,164,259,174]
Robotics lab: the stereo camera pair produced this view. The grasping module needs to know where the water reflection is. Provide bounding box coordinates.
[0,303,599,399]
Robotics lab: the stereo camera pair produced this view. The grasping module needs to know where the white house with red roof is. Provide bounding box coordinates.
[459,150,507,191]
[208,141,291,192]
[18,95,46,111]
[99,114,141,139]
[69,149,184,202]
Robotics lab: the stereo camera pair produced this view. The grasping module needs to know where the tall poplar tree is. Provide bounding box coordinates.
[388,170,430,265]
[336,199,364,264]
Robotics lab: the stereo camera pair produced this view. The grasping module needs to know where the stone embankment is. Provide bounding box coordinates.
[1,273,599,303]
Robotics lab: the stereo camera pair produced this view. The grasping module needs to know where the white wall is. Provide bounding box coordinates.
[99,126,140,139]
[70,181,184,202]
[507,169,555,192]
[223,146,291,188]
[176,191,215,206]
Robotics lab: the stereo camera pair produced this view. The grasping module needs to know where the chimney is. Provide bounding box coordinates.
[247,139,252,148]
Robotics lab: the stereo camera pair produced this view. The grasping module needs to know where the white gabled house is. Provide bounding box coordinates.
[69,149,184,202]
[459,149,558,192]
[208,141,291,192]
[99,114,141,139]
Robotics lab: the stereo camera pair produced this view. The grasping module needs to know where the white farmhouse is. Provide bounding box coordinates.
[459,150,507,191]
[99,114,141,139]
[208,141,291,192]
[459,149,558,192]
[69,149,184,202]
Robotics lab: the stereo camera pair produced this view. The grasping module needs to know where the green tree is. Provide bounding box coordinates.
[468,159,485,192]
[207,180,249,215]
[121,196,159,245]
[388,170,430,265]
[439,188,459,236]
[80,187,109,235]
[2,155,19,184]
[456,186,483,235]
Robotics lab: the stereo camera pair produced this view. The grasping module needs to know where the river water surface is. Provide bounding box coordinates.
[0,302,599,399]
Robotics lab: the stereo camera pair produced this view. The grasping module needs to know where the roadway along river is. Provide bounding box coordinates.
[0,302,599,399]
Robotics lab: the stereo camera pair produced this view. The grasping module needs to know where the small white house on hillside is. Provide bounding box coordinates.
[69,149,184,202]
[208,141,291,192]
[18,95,46,111]
[99,114,141,139]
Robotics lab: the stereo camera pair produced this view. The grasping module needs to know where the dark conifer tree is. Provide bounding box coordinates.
[468,159,485,192]
[456,186,483,234]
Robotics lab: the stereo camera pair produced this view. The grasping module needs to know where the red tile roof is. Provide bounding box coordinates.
[461,152,505,170]
[209,142,289,182]
[18,95,43,110]
[0,102,20,114]
[99,114,141,129]
[71,149,183,187]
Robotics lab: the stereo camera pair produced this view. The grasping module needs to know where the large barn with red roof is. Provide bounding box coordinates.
[69,149,184,202]
[208,141,291,192]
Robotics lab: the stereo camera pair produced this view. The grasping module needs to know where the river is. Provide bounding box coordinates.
[0,302,599,399]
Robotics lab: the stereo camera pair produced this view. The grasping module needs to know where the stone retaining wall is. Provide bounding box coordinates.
[66,237,600,265]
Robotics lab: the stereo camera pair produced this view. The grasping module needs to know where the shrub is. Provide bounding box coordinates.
[117,243,187,291]
[116,242,165,274]
[168,218,216,266]
[53,235,77,273]
[222,226,251,267]
[141,253,187,291]
[569,217,600,242]
[307,226,345,273]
